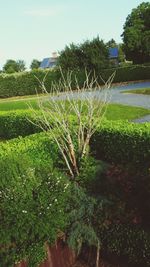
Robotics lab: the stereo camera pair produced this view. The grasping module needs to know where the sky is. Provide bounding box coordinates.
[0,0,146,69]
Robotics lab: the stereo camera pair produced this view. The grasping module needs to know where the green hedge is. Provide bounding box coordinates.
[90,120,150,167]
[0,69,61,98]
[1,110,150,167]
[0,132,59,167]
[100,224,150,266]
[0,65,149,98]
[0,110,42,139]
[100,64,150,83]
[0,110,76,140]
[1,122,150,266]
[0,132,70,267]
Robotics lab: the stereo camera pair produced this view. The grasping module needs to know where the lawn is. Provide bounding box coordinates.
[122,88,150,95]
[0,98,39,111]
[105,103,150,120]
[0,95,150,121]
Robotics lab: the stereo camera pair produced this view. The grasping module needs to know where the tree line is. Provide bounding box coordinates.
[1,2,150,74]
[1,59,41,74]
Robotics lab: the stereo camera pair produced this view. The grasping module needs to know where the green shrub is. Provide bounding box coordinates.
[0,133,70,266]
[100,224,150,266]
[1,110,150,169]
[91,120,150,167]
[0,65,149,98]
[0,69,61,98]
[0,110,76,140]
[0,131,60,165]
[1,124,150,266]
[100,64,150,83]
[0,110,41,139]
[1,109,150,168]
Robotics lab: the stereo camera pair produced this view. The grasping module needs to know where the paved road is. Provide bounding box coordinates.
[133,114,150,123]
[110,81,150,110]
[110,81,150,123]
[51,81,150,123]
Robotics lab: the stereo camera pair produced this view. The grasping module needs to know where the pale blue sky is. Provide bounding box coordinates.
[0,0,145,69]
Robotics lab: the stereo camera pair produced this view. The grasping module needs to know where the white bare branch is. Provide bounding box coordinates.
[29,69,114,179]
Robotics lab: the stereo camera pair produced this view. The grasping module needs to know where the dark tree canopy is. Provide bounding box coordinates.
[106,39,117,48]
[17,60,26,72]
[30,59,41,70]
[58,37,109,72]
[122,2,150,64]
[3,59,26,73]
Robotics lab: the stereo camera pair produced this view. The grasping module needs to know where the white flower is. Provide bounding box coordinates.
[22,210,27,213]
[64,183,69,189]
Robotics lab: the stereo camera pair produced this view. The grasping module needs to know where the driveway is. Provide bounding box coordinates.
[51,80,150,123]
[110,81,150,109]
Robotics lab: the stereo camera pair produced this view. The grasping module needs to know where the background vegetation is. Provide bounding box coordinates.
[122,2,150,64]
[0,65,149,98]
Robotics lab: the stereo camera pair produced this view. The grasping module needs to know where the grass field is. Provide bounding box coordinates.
[104,104,150,120]
[122,88,150,95]
[0,95,150,121]
[0,98,39,111]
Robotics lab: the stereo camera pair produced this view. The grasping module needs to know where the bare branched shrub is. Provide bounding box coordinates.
[29,70,115,179]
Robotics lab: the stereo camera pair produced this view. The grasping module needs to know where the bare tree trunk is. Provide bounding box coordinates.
[30,70,114,179]
[96,240,100,267]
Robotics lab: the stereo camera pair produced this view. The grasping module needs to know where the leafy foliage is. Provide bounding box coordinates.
[91,119,150,167]
[100,224,150,266]
[58,37,109,71]
[0,110,41,139]
[67,184,98,254]
[0,65,150,98]
[0,137,70,266]
[3,59,26,74]
[1,117,150,265]
[122,2,150,63]
[30,59,41,70]
[0,69,61,98]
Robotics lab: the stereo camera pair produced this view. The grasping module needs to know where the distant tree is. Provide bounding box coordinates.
[3,59,26,73]
[106,39,117,48]
[30,59,41,70]
[58,37,109,72]
[3,60,19,73]
[80,37,109,71]
[118,43,125,63]
[17,60,26,72]
[58,43,84,70]
[122,2,150,64]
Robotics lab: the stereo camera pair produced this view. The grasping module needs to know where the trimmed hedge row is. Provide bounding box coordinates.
[0,110,41,139]
[1,110,150,166]
[0,131,58,164]
[0,110,76,139]
[100,64,150,84]
[91,120,150,167]
[1,120,150,266]
[0,133,70,266]
[100,224,150,266]
[0,65,149,98]
[0,69,61,98]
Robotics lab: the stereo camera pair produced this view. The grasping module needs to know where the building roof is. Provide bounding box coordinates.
[109,47,119,59]
[40,57,57,69]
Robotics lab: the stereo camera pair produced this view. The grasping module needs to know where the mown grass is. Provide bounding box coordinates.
[0,98,39,111]
[122,88,150,95]
[0,95,150,121]
[105,104,150,120]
